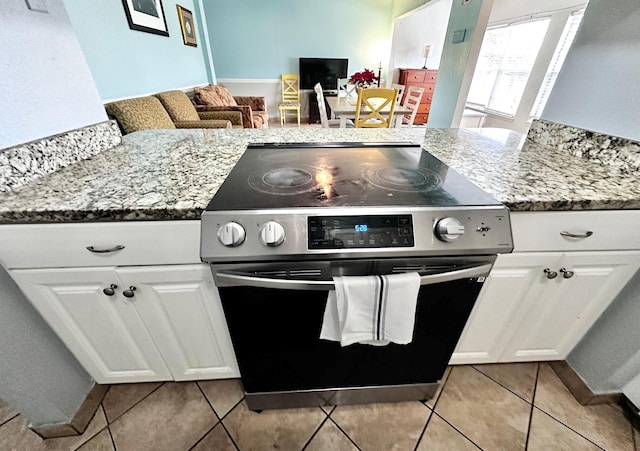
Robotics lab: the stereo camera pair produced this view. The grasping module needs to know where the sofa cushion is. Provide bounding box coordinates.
[154,90,200,122]
[194,85,238,107]
[105,97,176,134]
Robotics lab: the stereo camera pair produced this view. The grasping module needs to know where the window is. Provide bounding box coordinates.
[530,10,585,118]
[467,18,550,116]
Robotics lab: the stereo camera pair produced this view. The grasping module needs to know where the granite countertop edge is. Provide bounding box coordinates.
[0,127,638,225]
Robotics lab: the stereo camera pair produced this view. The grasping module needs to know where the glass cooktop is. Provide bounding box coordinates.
[206,142,500,211]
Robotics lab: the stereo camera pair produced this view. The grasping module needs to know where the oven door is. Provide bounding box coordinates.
[212,256,493,410]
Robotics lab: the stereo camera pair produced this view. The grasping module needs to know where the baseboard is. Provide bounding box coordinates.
[29,383,109,439]
[549,361,624,406]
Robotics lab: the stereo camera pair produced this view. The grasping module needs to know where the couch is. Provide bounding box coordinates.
[192,85,269,129]
[105,95,242,135]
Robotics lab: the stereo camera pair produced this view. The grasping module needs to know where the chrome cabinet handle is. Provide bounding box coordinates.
[560,231,593,239]
[560,268,575,279]
[122,286,137,298]
[102,284,118,296]
[86,245,125,254]
[543,268,558,279]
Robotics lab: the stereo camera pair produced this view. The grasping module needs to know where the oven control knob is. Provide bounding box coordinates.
[435,218,465,242]
[218,222,246,247]
[259,221,286,247]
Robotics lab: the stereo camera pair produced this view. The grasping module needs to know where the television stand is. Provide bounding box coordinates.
[309,90,336,124]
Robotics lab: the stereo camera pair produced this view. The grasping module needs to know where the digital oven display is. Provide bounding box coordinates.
[308,215,414,249]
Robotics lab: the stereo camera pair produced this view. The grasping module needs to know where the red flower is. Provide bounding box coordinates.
[348,68,379,85]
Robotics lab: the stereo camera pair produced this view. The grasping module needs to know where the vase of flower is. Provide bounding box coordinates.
[349,68,380,90]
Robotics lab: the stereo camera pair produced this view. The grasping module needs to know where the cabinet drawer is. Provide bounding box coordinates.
[414,113,429,124]
[421,94,433,105]
[402,70,426,83]
[417,104,431,114]
[424,71,438,82]
[511,211,640,252]
[0,221,201,269]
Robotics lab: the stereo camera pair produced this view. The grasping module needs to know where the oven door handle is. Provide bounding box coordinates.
[214,263,493,291]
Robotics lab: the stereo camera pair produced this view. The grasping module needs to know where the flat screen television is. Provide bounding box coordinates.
[299,57,348,91]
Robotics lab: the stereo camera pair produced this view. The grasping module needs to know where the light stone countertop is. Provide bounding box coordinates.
[0,127,638,224]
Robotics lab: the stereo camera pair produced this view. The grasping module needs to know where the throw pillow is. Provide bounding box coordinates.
[195,85,238,107]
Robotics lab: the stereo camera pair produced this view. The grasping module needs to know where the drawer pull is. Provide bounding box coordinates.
[86,245,125,254]
[123,286,137,298]
[102,284,118,296]
[560,268,575,279]
[560,231,593,239]
[543,268,558,279]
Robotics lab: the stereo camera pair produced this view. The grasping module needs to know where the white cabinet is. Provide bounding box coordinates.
[10,264,239,384]
[10,267,172,384]
[451,251,640,364]
[117,265,239,381]
[499,251,640,362]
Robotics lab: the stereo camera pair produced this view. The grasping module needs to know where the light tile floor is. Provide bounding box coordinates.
[0,363,637,450]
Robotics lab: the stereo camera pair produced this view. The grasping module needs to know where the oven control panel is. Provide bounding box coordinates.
[308,215,414,249]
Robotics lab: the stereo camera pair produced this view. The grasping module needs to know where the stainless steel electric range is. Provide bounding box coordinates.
[200,142,513,411]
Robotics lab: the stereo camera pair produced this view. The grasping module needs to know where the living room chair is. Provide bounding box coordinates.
[154,90,243,129]
[314,83,353,128]
[105,96,233,135]
[192,85,269,129]
[354,88,398,128]
[395,86,425,127]
[279,74,301,127]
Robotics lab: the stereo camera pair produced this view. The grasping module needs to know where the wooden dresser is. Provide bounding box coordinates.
[398,69,438,125]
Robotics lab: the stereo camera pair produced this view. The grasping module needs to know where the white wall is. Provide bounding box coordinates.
[388,0,453,83]
[0,0,107,149]
[541,0,640,141]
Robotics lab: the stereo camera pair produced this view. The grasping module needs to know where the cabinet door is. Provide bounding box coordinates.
[118,265,239,381]
[500,251,640,362]
[10,268,171,384]
[450,253,556,364]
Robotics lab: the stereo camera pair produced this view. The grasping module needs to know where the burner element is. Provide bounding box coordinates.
[263,168,312,188]
[248,166,318,195]
[365,167,442,193]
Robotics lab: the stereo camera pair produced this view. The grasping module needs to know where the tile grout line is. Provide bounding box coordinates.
[326,414,363,450]
[0,413,19,429]
[104,382,165,425]
[419,368,483,451]
[69,406,104,451]
[524,362,540,451]
[300,413,331,451]
[194,381,240,451]
[472,365,536,406]
[525,368,604,451]
[413,367,453,451]
[102,403,118,451]
[530,406,605,450]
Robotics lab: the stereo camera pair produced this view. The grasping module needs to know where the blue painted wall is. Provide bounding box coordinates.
[427,0,484,128]
[63,0,210,100]
[203,0,394,79]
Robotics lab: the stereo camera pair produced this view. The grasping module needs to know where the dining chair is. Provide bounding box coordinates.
[279,74,301,127]
[354,88,398,128]
[337,78,357,98]
[314,84,353,128]
[391,83,406,105]
[395,86,425,127]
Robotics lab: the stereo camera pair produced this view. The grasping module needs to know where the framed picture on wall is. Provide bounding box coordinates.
[121,0,169,37]
[177,5,197,47]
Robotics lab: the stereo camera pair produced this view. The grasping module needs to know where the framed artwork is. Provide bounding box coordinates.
[121,0,169,37]
[177,5,197,47]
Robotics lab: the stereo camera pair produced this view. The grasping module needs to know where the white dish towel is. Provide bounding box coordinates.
[320,272,421,347]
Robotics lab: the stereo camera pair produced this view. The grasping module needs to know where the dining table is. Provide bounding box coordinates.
[325,96,413,128]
